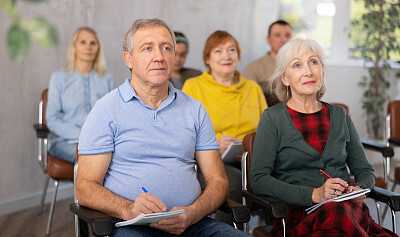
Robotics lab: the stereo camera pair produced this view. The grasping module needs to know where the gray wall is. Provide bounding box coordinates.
[0,0,399,215]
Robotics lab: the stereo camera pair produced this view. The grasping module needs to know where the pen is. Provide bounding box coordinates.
[319,170,349,191]
[141,187,148,193]
[220,131,227,136]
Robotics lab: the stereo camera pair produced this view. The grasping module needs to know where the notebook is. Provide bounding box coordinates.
[221,141,242,163]
[305,188,370,214]
[115,209,184,227]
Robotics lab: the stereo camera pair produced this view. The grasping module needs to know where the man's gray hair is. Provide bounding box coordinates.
[123,18,176,54]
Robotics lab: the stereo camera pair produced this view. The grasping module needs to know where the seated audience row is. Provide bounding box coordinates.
[44,17,397,237]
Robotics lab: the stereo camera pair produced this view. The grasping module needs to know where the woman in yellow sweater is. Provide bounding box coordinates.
[182,30,267,203]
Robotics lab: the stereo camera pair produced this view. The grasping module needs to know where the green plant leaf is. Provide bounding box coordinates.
[21,0,46,2]
[7,24,30,63]
[22,17,58,49]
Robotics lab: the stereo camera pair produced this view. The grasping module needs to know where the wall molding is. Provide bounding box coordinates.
[0,182,74,216]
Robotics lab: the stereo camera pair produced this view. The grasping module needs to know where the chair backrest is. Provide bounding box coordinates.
[41,88,49,126]
[332,102,350,114]
[242,132,256,193]
[388,100,400,140]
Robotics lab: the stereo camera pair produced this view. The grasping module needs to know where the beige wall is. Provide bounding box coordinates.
[0,0,399,215]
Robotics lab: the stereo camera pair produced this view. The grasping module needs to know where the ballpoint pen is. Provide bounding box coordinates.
[141,187,148,193]
[319,170,349,191]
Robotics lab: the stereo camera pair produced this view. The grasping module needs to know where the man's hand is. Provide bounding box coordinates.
[126,193,166,220]
[219,135,240,154]
[150,206,196,235]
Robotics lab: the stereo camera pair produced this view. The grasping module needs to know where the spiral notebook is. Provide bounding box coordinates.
[305,188,370,214]
[115,209,184,227]
[221,141,242,163]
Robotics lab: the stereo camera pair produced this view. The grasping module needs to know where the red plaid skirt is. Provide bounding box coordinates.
[272,201,398,237]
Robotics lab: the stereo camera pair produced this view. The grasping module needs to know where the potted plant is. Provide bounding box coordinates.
[352,0,400,139]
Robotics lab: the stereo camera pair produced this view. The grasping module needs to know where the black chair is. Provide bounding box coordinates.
[70,148,251,237]
[241,132,400,236]
[34,88,75,235]
[364,100,400,227]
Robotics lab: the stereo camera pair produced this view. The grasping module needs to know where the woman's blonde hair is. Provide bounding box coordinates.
[65,27,107,76]
[269,38,326,102]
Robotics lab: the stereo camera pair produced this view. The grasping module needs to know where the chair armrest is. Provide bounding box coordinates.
[389,138,400,146]
[361,140,394,158]
[70,203,113,236]
[369,186,400,212]
[218,199,250,224]
[34,124,50,138]
[242,190,288,219]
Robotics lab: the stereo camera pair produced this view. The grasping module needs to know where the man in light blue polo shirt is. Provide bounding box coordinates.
[76,18,249,236]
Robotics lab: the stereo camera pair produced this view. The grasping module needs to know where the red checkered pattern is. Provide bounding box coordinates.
[287,103,330,154]
[272,201,398,236]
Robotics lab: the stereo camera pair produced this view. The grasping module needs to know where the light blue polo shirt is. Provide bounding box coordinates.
[78,79,219,211]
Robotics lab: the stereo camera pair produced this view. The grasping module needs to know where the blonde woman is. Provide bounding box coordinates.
[46,27,113,163]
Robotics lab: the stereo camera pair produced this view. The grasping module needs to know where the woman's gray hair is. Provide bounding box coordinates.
[123,18,176,54]
[269,38,327,102]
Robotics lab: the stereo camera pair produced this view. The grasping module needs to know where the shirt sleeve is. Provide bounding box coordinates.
[243,64,257,82]
[78,102,115,155]
[344,112,376,189]
[46,72,81,140]
[194,104,219,151]
[256,83,268,112]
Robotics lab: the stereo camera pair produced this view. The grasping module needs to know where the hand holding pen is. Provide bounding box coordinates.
[129,187,166,218]
[312,170,350,203]
[218,131,240,154]
[320,170,349,191]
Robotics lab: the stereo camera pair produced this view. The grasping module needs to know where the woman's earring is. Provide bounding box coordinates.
[286,86,289,99]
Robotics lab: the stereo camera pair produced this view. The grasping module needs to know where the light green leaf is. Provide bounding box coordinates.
[7,24,30,63]
[22,17,58,49]
[21,0,46,2]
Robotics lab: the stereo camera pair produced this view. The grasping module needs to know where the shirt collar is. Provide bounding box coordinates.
[203,70,245,89]
[118,78,177,103]
[74,69,95,78]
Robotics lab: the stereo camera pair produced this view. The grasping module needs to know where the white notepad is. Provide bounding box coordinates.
[115,209,184,227]
[305,188,370,214]
[221,141,242,163]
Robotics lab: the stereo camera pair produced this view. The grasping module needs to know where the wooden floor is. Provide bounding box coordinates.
[0,198,74,237]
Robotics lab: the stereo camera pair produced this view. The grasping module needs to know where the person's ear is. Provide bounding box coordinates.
[281,75,289,86]
[267,36,271,46]
[123,51,132,69]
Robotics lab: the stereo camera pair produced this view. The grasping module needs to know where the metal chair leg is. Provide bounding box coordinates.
[39,175,50,215]
[381,181,398,221]
[46,179,59,236]
[375,201,382,226]
[391,209,397,234]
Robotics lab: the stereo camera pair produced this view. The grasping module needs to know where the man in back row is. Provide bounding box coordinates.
[243,20,292,107]
[76,18,249,236]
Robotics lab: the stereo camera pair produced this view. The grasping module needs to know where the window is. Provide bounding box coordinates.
[278,0,400,65]
[349,0,400,62]
[278,0,335,57]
